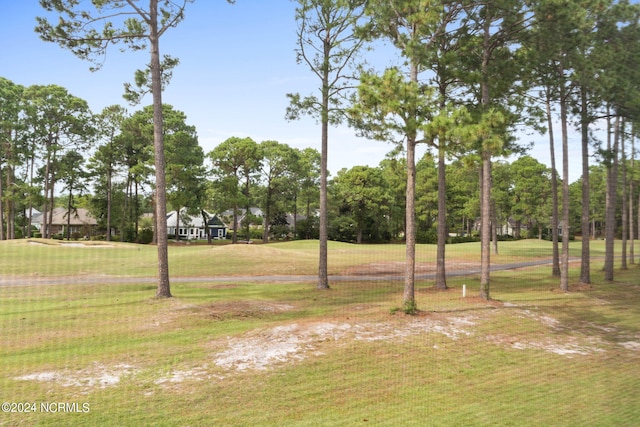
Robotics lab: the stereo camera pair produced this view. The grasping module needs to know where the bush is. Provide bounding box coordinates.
[416,228,437,244]
[269,224,291,241]
[296,218,319,240]
[328,216,356,243]
[138,228,154,244]
[448,235,480,244]
[120,227,137,243]
[250,227,264,240]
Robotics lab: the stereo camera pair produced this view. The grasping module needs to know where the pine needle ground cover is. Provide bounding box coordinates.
[0,239,638,426]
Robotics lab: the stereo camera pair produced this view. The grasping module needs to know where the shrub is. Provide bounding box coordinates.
[138,228,154,244]
[416,228,437,244]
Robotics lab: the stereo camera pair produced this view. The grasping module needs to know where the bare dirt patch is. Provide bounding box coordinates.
[14,305,636,393]
[211,305,628,372]
[342,261,479,276]
[206,301,295,320]
[211,315,480,372]
[15,363,137,393]
[619,341,640,351]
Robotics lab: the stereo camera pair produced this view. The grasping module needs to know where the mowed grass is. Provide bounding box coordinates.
[0,237,606,278]
[0,239,638,426]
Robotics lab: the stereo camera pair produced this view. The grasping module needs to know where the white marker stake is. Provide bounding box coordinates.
[462,284,466,298]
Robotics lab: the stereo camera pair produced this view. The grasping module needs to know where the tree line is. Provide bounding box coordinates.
[285,0,640,310]
[1,0,637,303]
[0,80,636,256]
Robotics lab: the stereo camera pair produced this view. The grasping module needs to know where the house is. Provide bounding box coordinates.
[220,207,264,227]
[166,208,227,240]
[32,207,98,238]
[219,207,308,239]
[219,207,265,238]
[472,217,530,238]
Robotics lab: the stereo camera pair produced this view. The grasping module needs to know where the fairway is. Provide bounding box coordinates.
[0,239,638,426]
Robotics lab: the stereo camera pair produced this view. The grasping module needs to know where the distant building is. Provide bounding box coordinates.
[166,208,227,240]
[32,207,98,238]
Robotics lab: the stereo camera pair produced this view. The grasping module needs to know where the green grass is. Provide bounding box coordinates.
[0,238,612,278]
[0,239,638,426]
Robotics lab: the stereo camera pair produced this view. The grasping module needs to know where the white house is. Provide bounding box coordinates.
[166,208,227,240]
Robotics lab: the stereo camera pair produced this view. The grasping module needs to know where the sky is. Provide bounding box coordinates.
[0,1,587,182]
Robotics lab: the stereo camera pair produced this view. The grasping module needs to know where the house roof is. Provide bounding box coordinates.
[166,208,227,228]
[32,208,97,226]
[221,207,264,218]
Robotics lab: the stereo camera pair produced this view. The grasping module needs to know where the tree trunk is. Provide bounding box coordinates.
[134,180,139,241]
[243,174,251,241]
[630,128,635,264]
[0,162,4,241]
[479,17,492,300]
[293,193,298,239]
[150,0,171,298]
[560,79,570,292]
[202,210,212,244]
[3,160,15,240]
[106,167,112,241]
[404,137,417,309]
[121,176,130,242]
[579,86,591,283]
[403,59,420,311]
[480,153,492,299]
[263,190,271,243]
[27,154,35,238]
[43,149,51,239]
[231,206,238,244]
[66,189,72,241]
[603,113,619,281]
[48,173,55,238]
[434,142,447,290]
[621,119,628,270]
[317,36,330,290]
[8,166,14,240]
[546,93,560,276]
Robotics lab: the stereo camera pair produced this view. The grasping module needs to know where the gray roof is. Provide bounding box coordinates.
[32,208,97,226]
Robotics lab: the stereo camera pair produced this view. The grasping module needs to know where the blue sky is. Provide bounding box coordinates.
[0,1,584,182]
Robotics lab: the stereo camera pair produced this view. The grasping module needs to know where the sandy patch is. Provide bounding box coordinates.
[213,316,478,372]
[15,305,635,392]
[15,363,137,392]
[154,366,224,386]
[27,240,115,248]
[509,337,605,357]
[619,341,640,351]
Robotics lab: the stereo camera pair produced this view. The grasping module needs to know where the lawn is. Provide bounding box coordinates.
[0,239,638,426]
